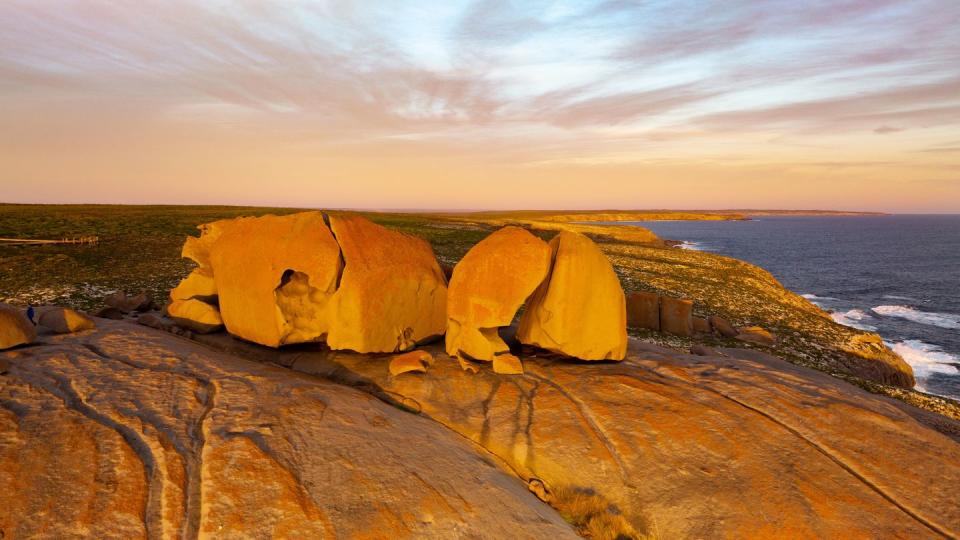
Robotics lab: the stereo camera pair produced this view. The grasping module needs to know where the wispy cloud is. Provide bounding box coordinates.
[0,0,958,210]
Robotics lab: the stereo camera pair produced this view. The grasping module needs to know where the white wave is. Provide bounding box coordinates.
[801,293,839,301]
[871,305,960,329]
[889,340,959,394]
[830,309,877,331]
[677,241,703,251]
[882,295,916,301]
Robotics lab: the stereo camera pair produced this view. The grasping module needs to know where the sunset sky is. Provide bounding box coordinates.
[2,1,959,212]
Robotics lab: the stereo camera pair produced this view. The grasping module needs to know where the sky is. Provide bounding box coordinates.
[1,0,959,212]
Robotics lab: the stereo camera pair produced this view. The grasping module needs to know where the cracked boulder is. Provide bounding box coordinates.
[0,304,35,350]
[174,212,447,353]
[324,214,447,353]
[518,230,627,361]
[446,226,552,361]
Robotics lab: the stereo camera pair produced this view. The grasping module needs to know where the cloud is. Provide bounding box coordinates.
[874,126,904,134]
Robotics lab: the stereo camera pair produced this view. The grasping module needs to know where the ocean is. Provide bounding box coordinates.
[608,215,960,400]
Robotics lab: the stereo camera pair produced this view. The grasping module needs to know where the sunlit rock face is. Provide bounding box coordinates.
[173,212,447,352]
[518,231,627,361]
[209,212,342,347]
[446,226,552,361]
[0,304,35,350]
[167,298,224,334]
[324,215,447,353]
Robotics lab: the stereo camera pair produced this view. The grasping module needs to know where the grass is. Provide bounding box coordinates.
[1,203,956,421]
[550,485,657,540]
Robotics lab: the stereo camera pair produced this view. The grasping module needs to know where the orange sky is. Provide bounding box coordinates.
[2,1,959,212]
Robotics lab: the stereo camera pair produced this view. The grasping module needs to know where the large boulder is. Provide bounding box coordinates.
[176,212,447,353]
[517,231,627,361]
[0,304,35,350]
[208,212,342,347]
[446,226,552,361]
[626,291,660,330]
[324,215,447,353]
[38,308,95,334]
[660,296,693,337]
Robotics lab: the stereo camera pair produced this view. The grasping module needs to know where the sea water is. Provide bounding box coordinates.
[605,216,960,400]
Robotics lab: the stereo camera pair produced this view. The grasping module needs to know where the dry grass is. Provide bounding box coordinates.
[550,486,660,540]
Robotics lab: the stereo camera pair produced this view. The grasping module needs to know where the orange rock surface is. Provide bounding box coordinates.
[167,298,224,333]
[517,231,627,360]
[37,307,95,334]
[446,226,551,360]
[0,304,35,350]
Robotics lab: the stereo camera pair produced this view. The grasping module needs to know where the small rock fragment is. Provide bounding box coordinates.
[736,326,777,346]
[709,315,739,338]
[137,313,168,330]
[38,308,96,334]
[492,354,524,375]
[457,357,480,374]
[690,345,719,356]
[94,306,126,320]
[168,299,223,334]
[0,304,36,350]
[105,291,153,313]
[692,316,711,334]
[389,350,434,376]
[527,478,551,503]
[0,357,10,375]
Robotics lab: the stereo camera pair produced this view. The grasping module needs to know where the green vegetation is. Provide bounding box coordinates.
[2,203,956,422]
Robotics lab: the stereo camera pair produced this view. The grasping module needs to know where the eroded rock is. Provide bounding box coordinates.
[105,291,153,313]
[446,226,552,361]
[660,296,693,337]
[167,299,223,334]
[736,326,777,346]
[517,231,627,361]
[177,212,447,353]
[692,316,711,334]
[709,315,738,338]
[390,350,434,376]
[325,214,447,353]
[493,353,524,375]
[38,307,95,334]
[0,304,35,350]
[626,291,660,331]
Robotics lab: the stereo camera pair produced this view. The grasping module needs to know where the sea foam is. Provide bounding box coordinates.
[889,340,959,394]
[830,309,877,331]
[872,305,960,330]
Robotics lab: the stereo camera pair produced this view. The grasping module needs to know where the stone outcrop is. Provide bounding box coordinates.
[692,316,711,334]
[446,226,552,361]
[737,326,777,346]
[0,322,575,539]
[626,291,660,330]
[37,307,95,334]
[659,296,693,337]
[167,299,223,333]
[174,212,447,353]
[518,231,627,361]
[709,315,739,338]
[0,304,35,350]
[196,327,960,539]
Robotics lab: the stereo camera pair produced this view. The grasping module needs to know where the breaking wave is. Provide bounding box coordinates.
[830,309,877,331]
[889,340,960,395]
[872,305,960,330]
